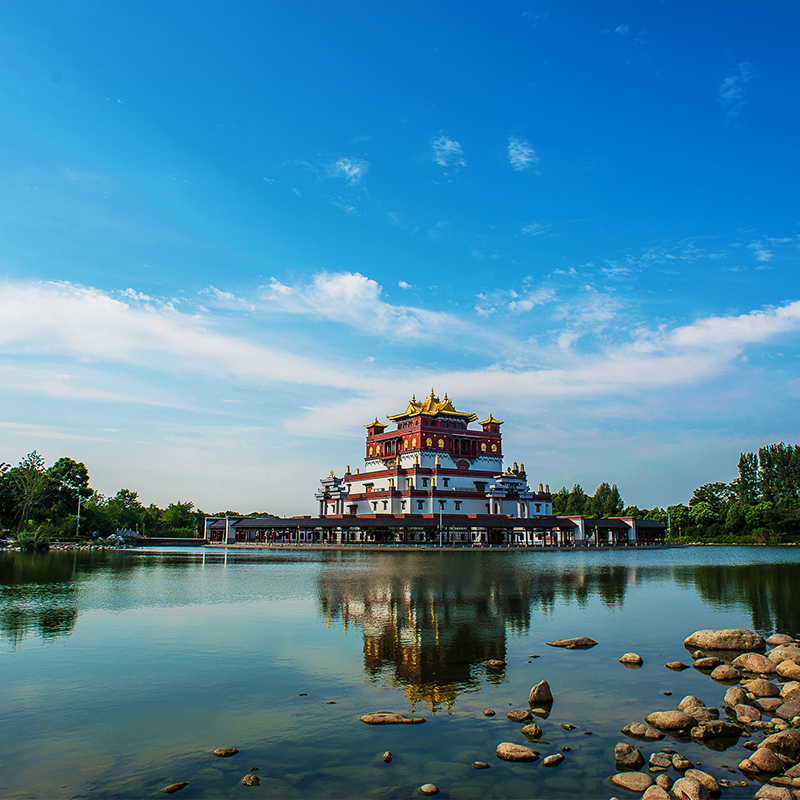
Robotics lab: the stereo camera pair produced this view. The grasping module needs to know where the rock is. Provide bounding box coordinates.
[672,754,692,771]
[360,713,426,725]
[496,742,539,762]
[693,657,722,669]
[483,709,496,716]
[742,747,789,773]
[734,703,761,724]
[560,723,576,730]
[684,628,766,651]
[743,678,781,697]
[781,687,800,704]
[656,774,673,790]
[785,763,800,777]
[677,696,705,712]
[685,769,719,794]
[642,786,670,800]
[213,747,239,757]
[710,665,741,681]
[671,776,709,800]
[769,646,800,665]
[520,723,543,739]
[615,742,645,770]
[543,753,564,766]
[781,681,800,697]
[724,686,748,707]
[770,777,800,788]
[610,773,654,792]
[666,661,690,671]
[767,634,795,646]
[649,753,672,769]
[776,701,800,720]
[241,774,260,786]
[761,728,800,762]
[732,652,777,673]
[777,660,800,680]
[621,722,665,740]
[545,637,598,649]
[382,752,392,762]
[620,653,644,666]
[419,784,439,796]
[689,720,743,739]
[507,709,532,722]
[528,680,553,704]
[755,698,785,713]
[684,706,718,722]
[754,786,794,800]
[161,783,189,794]
[472,761,490,769]
[484,659,506,669]
[645,711,696,730]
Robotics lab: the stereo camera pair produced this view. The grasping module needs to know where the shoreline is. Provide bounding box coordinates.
[201,542,687,552]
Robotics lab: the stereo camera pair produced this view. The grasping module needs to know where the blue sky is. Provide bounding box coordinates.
[1,1,799,514]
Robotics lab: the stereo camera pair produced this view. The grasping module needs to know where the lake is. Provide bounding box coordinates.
[1,545,798,799]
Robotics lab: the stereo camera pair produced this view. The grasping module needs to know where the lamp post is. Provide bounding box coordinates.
[77,494,82,537]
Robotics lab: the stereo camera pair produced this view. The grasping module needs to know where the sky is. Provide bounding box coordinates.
[1,1,799,515]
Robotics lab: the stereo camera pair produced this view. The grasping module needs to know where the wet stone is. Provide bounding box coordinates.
[649,753,672,769]
[472,762,490,770]
[483,709,496,716]
[360,713,426,725]
[161,783,189,794]
[543,754,564,767]
[213,747,239,757]
[610,772,654,792]
[666,661,690,671]
[621,722,665,741]
[241,774,260,786]
[495,742,539,762]
[506,709,532,722]
[520,723,542,739]
[419,784,439,796]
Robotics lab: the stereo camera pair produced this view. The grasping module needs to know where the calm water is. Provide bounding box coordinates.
[1,546,799,799]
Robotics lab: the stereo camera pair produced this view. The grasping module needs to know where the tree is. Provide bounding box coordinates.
[734,452,759,505]
[106,489,144,530]
[161,501,196,532]
[551,487,569,515]
[689,502,715,528]
[12,452,47,529]
[45,457,91,518]
[590,482,624,518]
[689,483,731,514]
[565,484,589,516]
[758,443,800,507]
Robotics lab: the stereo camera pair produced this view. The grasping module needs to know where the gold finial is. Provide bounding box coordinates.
[395,455,400,466]
[412,393,416,402]
[414,454,419,465]
[539,483,543,492]
[345,465,351,474]
[356,467,360,474]
[513,461,518,472]
[430,387,435,397]
[545,484,549,493]
[520,463,525,472]
[435,454,440,466]
[329,470,335,478]
[444,391,448,400]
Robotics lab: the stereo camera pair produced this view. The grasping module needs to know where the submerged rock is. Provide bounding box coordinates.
[484,659,506,669]
[610,772,653,792]
[528,680,553,704]
[472,761,490,770]
[382,752,392,762]
[360,713,426,725]
[545,637,598,649]
[645,711,696,730]
[483,709,496,716]
[665,661,690,671]
[418,784,439,796]
[619,653,643,665]
[520,723,543,739]
[543,753,564,767]
[684,628,766,651]
[241,774,260,786]
[689,720,743,740]
[213,748,239,757]
[161,783,189,794]
[693,657,722,670]
[621,722,664,740]
[615,742,645,770]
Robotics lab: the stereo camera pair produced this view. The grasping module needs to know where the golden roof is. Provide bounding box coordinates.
[364,417,387,429]
[387,389,478,422]
[478,413,504,426]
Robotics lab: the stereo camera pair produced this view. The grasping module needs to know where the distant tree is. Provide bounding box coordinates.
[667,504,689,536]
[689,482,731,514]
[725,501,749,534]
[565,484,589,516]
[44,457,91,517]
[161,501,196,531]
[551,487,569,515]
[758,443,800,507]
[12,452,47,529]
[689,501,715,528]
[106,489,144,530]
[590,482,624,518]
[645,507,668,525]
[734,452,759,505]
[622,505,646,519]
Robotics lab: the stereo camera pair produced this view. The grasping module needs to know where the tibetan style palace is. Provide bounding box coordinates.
[205,391,667,547]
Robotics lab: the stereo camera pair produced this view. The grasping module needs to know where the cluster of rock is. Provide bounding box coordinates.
[612,628,800,800]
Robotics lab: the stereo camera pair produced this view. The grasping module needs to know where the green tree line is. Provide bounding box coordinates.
[0,452,205,539]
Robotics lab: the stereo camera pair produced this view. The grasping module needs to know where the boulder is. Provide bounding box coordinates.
[781,681,800,697]
[642,786,670,800]
[419,784,439,796]
[621,722,664,740]
[615,742,645,770]
[684,769,719,794]
[241,775,260,786]
[672,753,692,771]
[724,686,748,707]
[782,687,800,703]
[671,776,709,800]
[693,657,721,669]
[649,753,672,769]
[677,696,705,712]
[732,652,777,674]
[777,661,800,680]
[743,678,781,698]
[610,773,654,792]
[360,713,426,725]
[543,753,564,766]
[776,701,800,721]
[656,774,673,790]
[689,720,743,739]
[620,653,643,665]
[520,723,543,739]
[665,661,690,671]
[754,786,794,800]
[769,646,800,666]
[484,659,506,669]
[545,637,598,649]
[761,728,800,762]
[710,665,741,681]
[742,747,789,773]
[496,742,539,762]
[644,711,696,730]
[213,748,239,757]
[683,706,718,722]
[528,680,553,704]
[684,629,766,651]
[161,783,189,794]
[507,709,532,722]
[766,633,795,646]
[754,698,785,713]
[734,703,761,724]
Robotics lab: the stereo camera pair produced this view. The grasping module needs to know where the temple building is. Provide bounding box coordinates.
[315,390,553,518]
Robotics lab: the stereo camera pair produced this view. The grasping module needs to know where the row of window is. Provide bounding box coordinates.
[368,499,464,511]
[368,439,498,455]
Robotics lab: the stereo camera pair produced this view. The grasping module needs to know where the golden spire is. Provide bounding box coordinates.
[414,454,419,465]
[435,454,440,466]
[345,465,351,474]
[329,470,335,478]
[520,463,525,472]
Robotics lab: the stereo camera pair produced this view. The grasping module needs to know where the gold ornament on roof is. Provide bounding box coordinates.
[386,390,477,422]
[479,413,504,426]
[364,416,387,430]
[329,470,335,478]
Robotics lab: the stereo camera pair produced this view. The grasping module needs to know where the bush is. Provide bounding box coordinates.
[16,526,51,552]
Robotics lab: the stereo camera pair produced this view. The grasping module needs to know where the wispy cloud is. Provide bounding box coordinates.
[326,157,369,185]
[748,241,773,262]
[520,221,551,236]
[431,134,466,168]
[508,136,540,172]
[718,60,753,120]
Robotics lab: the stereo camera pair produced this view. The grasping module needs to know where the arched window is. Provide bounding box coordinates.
[481,442,487,452]
[369,446,373,455]
[491,444,497,453]
[412,437,417,447]
[404,440,409,450]
[426,438,432,446]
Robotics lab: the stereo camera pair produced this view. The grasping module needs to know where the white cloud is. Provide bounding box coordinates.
[718,60,753,120]
[398,280,412,289]
[748,241,773,262]
[431,135,466,168]
[520,221,550,235]
[508,136,540,172]
[326,157,369,185]
[615,24,630,35]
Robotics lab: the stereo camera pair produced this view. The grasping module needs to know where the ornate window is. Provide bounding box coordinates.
[438,439,444,448]
[426,438,432,446]
[412,437,417,447]
[369,446,373,455]
[491,444,497,453]
[481,442,487,452]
